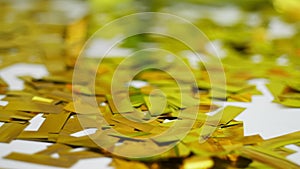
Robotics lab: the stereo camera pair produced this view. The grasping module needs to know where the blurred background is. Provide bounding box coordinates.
[1,0,300,68]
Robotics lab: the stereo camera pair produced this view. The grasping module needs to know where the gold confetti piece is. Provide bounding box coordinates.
[0,110,35,122]
[41,75,72,84]
[287,81,300,92]
[260,131,300,149]
[198,102,220,113]
[4,101,63,114]
[241,146,300,169]
[151,127,190,144]
[279,93,300,100]
[183,156,214,169]
[110,158,149,169]
[112,140,169,158]
[0,111,13,122]
[64,101,100,114]
[37,111,71,133]
[112,115,155,132]
[219,106,246,125]
[17,131,49,141]
[89,130,120,150]
[32,96,54,104]
[109,129,149,139]
[59,116,85,134]
[57,135,99,149]
[36,144,73,155]
[207,106,246,125]
[4,152,78,168]
[48,133,59,142]
[130,94,145,108]
[0,77,8,94]
[175,142,191,157]
[247,160,276,169]
[144,95,168,116]
[106,94,134,114]
[278,99,300,108]
[105,94,119,114]
[10,111,36,121]
[46,90,73,102]
[267,81,300,107]
[58,150,103,159]
[233,134,264,146]
[228,93,252,102]
[4,91,34,97]
[274,146,297,157]
[0,122,28,143]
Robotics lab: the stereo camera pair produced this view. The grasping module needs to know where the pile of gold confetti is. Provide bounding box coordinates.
[1,0,300,169]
